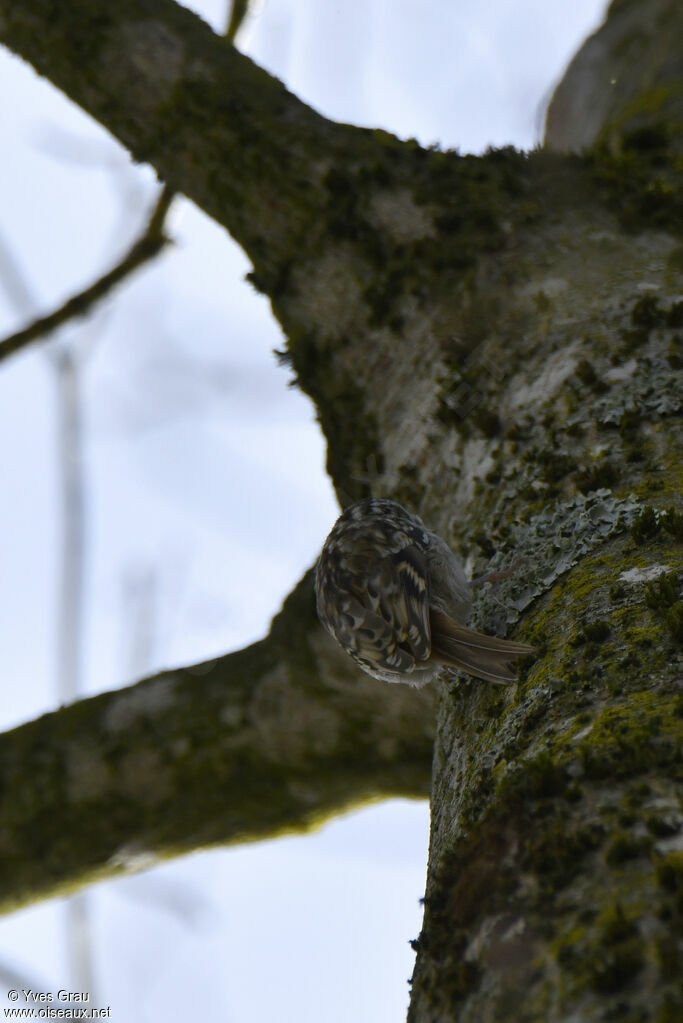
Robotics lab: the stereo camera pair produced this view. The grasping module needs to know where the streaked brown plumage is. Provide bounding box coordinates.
[315,498,534,686]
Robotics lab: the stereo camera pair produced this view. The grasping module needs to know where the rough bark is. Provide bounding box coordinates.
[0,1,681,1019]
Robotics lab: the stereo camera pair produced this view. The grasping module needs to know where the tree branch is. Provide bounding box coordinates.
[0,0,250,364]
[0,570,434,915]
[0,0,346,287]
[0,185,174,363]
[544,0,683,152]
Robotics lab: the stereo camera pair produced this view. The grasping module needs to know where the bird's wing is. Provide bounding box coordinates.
[339,542,432,671]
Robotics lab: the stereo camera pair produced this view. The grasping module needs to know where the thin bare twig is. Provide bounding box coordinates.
[0,185,174,364]
[226,0,251,43]
[0,0,252,367]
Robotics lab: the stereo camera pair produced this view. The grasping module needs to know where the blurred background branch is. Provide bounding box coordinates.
[0,187,173,363]
[0,567,434,916]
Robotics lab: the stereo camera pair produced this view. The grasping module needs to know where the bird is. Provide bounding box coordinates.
[315,498,535,686]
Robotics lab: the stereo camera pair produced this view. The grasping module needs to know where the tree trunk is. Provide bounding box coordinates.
[0,1,681,1018]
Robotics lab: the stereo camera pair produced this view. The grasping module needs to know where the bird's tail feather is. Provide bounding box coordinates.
[430,610,535,685]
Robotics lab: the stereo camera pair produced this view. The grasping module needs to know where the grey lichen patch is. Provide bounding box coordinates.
[366,315,446,486]
[619,564,672,584]
[604,357,638,383]
[103,677,178,733]
[108,845,157,874]
[593,350,682,424]
[66,741,113,803]
[287,245,368,343]
[506,338,583,412]
[104,21,187,115]
[455,438,498,506]
[249,664,341,762]
[118,748,174,805]
[169,736,191,759]
[475,490,642,631]
[366,188,436,244]
[519,276,570,302]
[465,912,538,970]
[220,703,245,730]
